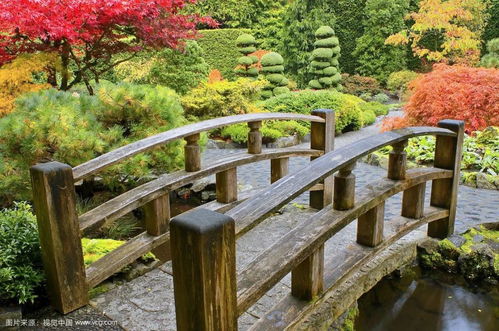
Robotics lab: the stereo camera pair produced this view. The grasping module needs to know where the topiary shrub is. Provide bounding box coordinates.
[0,202,45,304]
[181,78,265,118]
[197,29,252,80]
[481,38,499,68]
[308,26,342,90]
[235,34,259,79]
[261,90,366,133]
[0,83,186,205]
[261,52,290,99]
[382,64,499,134]
[114,41,210,95]
[341,73,381,96]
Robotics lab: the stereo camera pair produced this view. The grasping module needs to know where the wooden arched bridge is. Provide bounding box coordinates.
[29,110,464,330]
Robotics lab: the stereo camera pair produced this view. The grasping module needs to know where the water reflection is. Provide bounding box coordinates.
[356,267,498,331]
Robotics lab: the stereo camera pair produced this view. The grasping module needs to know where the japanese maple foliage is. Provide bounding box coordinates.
[382,64,499,134]
[0,0,216,93]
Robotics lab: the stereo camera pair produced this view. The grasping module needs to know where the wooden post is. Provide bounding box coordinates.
[170,209,237,331]
[310,109,335,209]
[428,120,464,239]
[216,168,238,203]
[144,194,171,262]
[30,162,88,314]
[248,121,262,154]
[184,133,201,172]
[387,140,407,180]
[333,162,356,210]
[270,158,289,183]
[357,201,385,247]
[291,245,324,300]
[402,183,426,219]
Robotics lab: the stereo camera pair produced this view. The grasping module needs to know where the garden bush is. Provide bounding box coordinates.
[0,202,44,304]
[197,29,251,80]
[372,93,390,104]
[0,83,186,204]
[114,41,210,95]
[341,74,381,96]
[235,34,259,79]
[181,79,265,118]
[308,26,342,90]
[219,121,309,144]
[261,52,290,98]
[360,101,390,117]
[386,70,420,100]
[261,90,366,133]
[353,0,410,83]
[481,38,499,68]
[382,64,499,133]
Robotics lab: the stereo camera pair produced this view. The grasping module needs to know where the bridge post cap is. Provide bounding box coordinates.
[170,208,234,234]
[437,119,465,132]
[30,161,72,173]
[311,109,334,115]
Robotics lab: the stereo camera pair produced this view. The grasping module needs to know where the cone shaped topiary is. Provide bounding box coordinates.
[309,26,342,90]
[261,52,290,99]
[235,33,259,79]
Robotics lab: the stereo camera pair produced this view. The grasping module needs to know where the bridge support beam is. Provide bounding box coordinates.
[217,168,238,203]
[271,158,289,183]
[334,162,356,211]
[428,120,464,239]
[248,121,262,154]
[171,209,237,331]
[310,109,335,209]
[184,133,201,172]
[388,140,408,180]
[291,245,324,300]
[402,183,426,219]
[144,194,171,262]
[357,201,385,247]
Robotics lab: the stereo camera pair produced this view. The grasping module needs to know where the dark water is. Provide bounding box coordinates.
[356,267,499,331]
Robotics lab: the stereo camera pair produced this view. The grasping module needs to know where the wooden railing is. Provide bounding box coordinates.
[29,111,332,314]
[169,119,464,330]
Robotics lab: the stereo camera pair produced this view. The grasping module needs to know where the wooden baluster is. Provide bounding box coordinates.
[292,109,333,301]
[184,133,201,172]
[357,202,385,247]
[310,109,335,209]
[30,162,88,314]
[248,121,262,154]
[144,194,171,262]
[170,209,237,331]
[270,158,289,183]
[402,183,426,219]
[217,168,238,203]
[387,140,408,180]
[428,120,465,239]
[333,162,356,210]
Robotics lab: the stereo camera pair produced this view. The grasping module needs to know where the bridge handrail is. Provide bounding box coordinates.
[72,113,325,182]
[170,119,464,330]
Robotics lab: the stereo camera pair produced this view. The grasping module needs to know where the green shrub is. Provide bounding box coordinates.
[481,38,499,68]
[253,5,288,51]
[353,0,410,83]
[0,83,186,204]
[372,93,390,104]
[386,70,420,98]
[341,74,381,96]
[197,29,252,80]
[181,79,265,118]
[235,34,259,79]
[360,108,377,126]
[0,202,44,304]
[219,121,309,144]
[360,101,390,116]
[261,52,290,98]
[309,26,342,90]
[114,41,210,95]
[261,90,366,133]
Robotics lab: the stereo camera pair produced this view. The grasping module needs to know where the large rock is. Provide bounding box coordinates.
[476,172,496,190]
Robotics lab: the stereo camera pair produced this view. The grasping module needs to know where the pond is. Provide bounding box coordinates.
[355,266,498,331]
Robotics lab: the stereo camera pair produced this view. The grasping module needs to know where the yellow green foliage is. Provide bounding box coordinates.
[385,0,488,65]
[82,238,155,266]
[181,78,265,118]
[219,120,309,144]
[0,53,59,116]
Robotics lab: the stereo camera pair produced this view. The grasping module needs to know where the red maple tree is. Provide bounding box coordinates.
[0,0,216,94]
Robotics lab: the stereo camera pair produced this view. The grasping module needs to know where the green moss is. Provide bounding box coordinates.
[82,238,155,266]
[341,306,359,331]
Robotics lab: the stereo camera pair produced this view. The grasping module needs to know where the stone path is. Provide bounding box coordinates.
[33,113,499,330]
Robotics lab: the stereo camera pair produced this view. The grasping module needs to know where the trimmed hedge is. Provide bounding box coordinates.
[197,29,251,80]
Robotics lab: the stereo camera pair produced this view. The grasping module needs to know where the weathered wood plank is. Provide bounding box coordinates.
[143,194,171,262]
[86,231,170,288]
[30,162,88,314]
[216,168,238,203]
[79,148,322,235]
[73,113,325,182]
[252,206,448,331]
[271,158,289,184]
[428,120,465,238]
[170,209,237,331]
[291,245,324,300]
[236,168,452,315]
[227,126,456,237]
[402,182,426,219]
